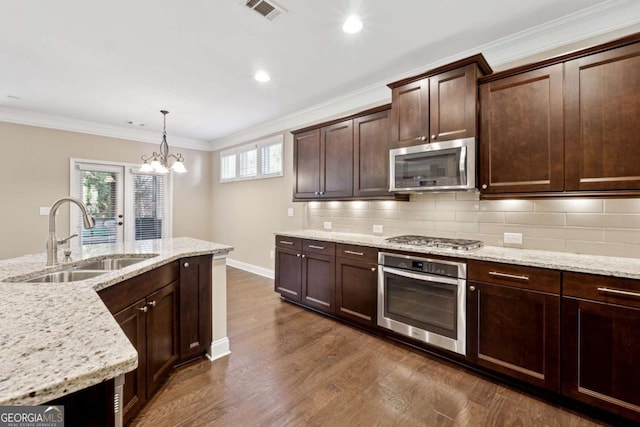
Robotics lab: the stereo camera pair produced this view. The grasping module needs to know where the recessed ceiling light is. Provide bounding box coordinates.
[342,15,363,34]
[254,70,271,82]
[125,120,145,127]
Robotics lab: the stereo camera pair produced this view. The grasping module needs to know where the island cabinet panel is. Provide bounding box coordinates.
[562,272,640,423]
[353,108,393,198]
[321,120,354,199]
[479,64,565,194]
[429,63,478,142]
[146,281,179,397]
[275,237,303,302]
[564,41,640,191]
[179,255,212,362]
[301,240,336,313]
[467,261,561,391]
[113,299,147,425]
[389,79,430,148]
[293,129,322,199]
[335,244,378,327]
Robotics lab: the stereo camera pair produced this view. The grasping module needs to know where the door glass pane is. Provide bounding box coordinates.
[133,173,166,240]
[79,170,120,244]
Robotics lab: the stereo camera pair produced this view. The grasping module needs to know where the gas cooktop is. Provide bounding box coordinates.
[385,235,484,251]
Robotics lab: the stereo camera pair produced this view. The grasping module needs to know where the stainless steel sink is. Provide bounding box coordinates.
[21,270,107,283]
[74,257,150,271]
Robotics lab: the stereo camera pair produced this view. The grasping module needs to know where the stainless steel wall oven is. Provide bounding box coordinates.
[378,252,467,355]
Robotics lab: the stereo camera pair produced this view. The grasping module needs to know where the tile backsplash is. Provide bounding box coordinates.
[304,192,640,258]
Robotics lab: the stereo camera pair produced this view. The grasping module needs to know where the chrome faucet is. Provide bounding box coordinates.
[46,197,96,266]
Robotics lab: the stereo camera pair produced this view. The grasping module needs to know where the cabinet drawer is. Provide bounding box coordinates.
[468,260,560,294]
[275,236,302,251]
[336,243,377,263]
[303,239,335,256]
[564,272,640,308]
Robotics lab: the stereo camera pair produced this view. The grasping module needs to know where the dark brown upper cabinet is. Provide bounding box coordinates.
[388,54,492,149]
[479,32,640,198]
[565,41,640,192]
[479,64,565,194]
[292,105,407,201]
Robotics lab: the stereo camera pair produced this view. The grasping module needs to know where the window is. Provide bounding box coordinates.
[220,134,283,182]
[71,160,172,245]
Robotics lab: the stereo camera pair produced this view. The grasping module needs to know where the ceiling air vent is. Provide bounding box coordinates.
[243,0,286,21]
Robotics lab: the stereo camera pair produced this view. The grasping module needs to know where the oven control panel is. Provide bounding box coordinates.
[380,253,463,279]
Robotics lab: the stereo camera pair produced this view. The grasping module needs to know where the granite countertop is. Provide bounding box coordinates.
[0,237,233,406]
[276,230,640,280]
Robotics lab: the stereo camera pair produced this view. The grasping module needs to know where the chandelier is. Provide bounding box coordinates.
[140,110,187,174]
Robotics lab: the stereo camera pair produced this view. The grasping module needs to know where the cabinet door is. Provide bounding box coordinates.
[353,109,392,198]
[335,258,377,327]
[565,42,640,191]
[467,282,560,391]
[562,297,640,422]
[113,299,147,425]
[275,247,302,302]
[146,281,179,397]
[293,129,321,199]
[390,79,429,148]
[301,252,335,313]
[321,120,353,198]
[179,256,212,362]
[429,64,477,142]
[479,64,564,194]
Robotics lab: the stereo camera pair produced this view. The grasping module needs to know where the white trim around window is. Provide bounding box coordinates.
[219,134,284,183]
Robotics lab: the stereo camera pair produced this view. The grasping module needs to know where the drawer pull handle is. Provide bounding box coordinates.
[344,250,364,256]
[280,240,294,245]
[138,306,148,313]
[308,245,325,250]
[488,271,530,281]
[147,300,157,307]
[371,267,376,272]
[597,287,640,298]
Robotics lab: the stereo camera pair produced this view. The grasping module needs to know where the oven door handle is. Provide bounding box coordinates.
[382,266,460,286]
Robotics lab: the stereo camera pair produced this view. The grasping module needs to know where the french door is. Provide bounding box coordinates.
[70,160,171,246]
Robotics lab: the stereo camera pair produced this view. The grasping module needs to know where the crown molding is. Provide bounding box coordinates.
[0,106,213,151]
[210,0,640,151]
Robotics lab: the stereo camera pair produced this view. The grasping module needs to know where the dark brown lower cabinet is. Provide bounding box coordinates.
[301,240,336,313]
[275,237,303,302]
[562,272,640,423]
[179,256,212,362]
[467,261,561,391]
[335,244,378,327]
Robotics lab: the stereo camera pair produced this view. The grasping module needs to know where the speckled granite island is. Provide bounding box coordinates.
[276,229,640,279]
[0,237,233,407]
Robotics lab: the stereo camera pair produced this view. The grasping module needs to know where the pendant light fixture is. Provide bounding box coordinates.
[140,110,187,174]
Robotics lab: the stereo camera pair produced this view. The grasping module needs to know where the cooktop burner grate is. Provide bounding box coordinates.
[385,235,483,251]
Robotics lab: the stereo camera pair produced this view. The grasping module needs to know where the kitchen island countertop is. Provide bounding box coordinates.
[276,229,640,280]
[0,237,233,406]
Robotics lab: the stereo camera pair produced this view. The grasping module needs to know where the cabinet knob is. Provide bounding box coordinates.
[371,267,376,272]
[431,134,436,140]
[147,300,157,307]
[481,184,488,190]
[315,192,319,195]
[296,253,301,257]
[183,262,189,268]
[420,136,427,141]
[301,254,306,258]
[138,306,148,312]
[320,191,325,195]
[469,286,476,292]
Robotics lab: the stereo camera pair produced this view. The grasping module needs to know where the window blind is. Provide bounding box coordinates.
[219,134,283,182]
[77,168,120,245]
[238,146,258,177]
[221,153,237,181]
[133,173,166,240]
[261,141,283,176]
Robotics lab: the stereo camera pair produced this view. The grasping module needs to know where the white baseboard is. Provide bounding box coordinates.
[226,258,275,279]
[207,337,231,361]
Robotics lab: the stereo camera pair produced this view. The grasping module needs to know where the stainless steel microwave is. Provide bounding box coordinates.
[389,137,476,192]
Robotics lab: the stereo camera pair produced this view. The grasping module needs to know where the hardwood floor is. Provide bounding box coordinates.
[130,267,607,426]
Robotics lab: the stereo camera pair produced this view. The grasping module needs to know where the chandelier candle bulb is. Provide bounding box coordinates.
[140,110,187,174]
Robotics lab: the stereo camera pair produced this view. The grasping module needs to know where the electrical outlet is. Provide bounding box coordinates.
[269,250,274,259]
[323,221,332,230]
[40,207,51,216]
[504,232,523,245]
[287,208,294,217]
[373,224,383,234]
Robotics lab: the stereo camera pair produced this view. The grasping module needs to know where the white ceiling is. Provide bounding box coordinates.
[0,0,638,150]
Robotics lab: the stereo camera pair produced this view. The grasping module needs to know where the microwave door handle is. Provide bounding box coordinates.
[383,266,459,286]
[459,146,467,184]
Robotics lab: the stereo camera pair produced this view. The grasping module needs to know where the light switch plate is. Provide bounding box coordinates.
[287,208,294,217]
[504,232,523,245]
[323,221,332,230]
[373,224,384,234]
[40,207,51,216]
